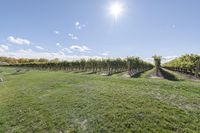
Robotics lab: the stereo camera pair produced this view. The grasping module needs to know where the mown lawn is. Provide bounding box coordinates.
[0,67,200,132]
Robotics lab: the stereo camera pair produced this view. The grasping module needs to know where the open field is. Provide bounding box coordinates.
[1,0,200,132]
[0,67,200,132]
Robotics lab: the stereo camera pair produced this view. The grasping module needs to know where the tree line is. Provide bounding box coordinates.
[0,56,50,64]
[0,56,153,76]
[163,54,200,78]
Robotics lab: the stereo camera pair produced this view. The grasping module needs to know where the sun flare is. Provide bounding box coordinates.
[109,2,124,20]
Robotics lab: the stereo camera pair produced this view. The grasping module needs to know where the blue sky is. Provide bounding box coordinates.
[0,0,200,60]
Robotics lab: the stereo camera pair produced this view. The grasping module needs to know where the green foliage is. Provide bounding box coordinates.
[152,55,161,68]
[163,54,200,77]
[4,57,153,76]
[0,57,49,64]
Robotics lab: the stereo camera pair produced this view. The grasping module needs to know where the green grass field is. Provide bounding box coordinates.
[0,67,200,132]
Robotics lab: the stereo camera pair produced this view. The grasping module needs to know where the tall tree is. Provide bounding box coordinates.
[153,55,161,76]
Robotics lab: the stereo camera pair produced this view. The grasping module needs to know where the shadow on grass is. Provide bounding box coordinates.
[84,72,97,75]
[131,72,142,78]
[73,71,87,73]
[112,71,126,75]
[10,69,30,75]
[84,71,124,76]
[109,71,126,76]
[131,69,154,78]
[11,72,26,75]
[160,68,179,81]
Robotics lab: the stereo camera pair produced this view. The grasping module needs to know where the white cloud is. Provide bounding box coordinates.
[7,36,30,45]
[162,56,178,63]
[54,31,60,35]
[144,56,178,64]
[60,45,91,53]
[61,48,73,54]
[0,44,9,52]
[70,45,91,52]
[101,52,109,56]
[0,50,103,61]
[17,49,33,54]
[75,21,86,30]
[68,33,79,40]
[75,22,80,26]
[143,58,154,64]
[56,43,61,47]
[35,46,44,50]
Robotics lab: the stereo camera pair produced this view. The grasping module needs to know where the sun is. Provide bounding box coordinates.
[109,2,124,20]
